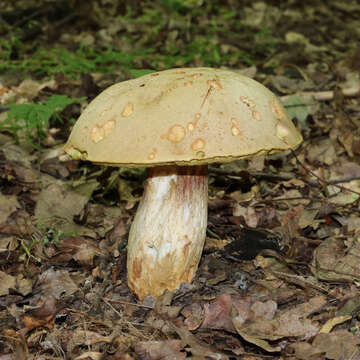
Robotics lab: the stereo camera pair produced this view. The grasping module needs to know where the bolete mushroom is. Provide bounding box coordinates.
[64,67,302,300]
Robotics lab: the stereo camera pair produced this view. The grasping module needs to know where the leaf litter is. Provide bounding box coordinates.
[0,1,360,359]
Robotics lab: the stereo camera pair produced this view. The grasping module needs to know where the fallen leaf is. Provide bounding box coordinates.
[200,293,236,332]
[51,236,105,266]
[232,296,324,352]
[134,340,186,360]
[0,271,16,296]
[168,321,229,359]
[182,302,203,330]
[21,296,58,332]
[0,193,19,223]
[312,330,360,360]
[74,352,102,360]
[319,315,352,333]
[34,181,94,235]
[38,268,78,299]
[312,237,360,281]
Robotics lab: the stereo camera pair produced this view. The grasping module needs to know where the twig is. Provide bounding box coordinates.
[209,167,294,181]
[269,270,328,293]
[281,86,360,102]
[105,298,154,309]
[291,149,360,197]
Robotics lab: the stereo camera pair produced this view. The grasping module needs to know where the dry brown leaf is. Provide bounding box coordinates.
[312,237,360,281]
[1,142,36,166]
[134,340,186,360]
[234,312,318,341]
[21,296,58,332]
[298,209,320,229]
[319,315,352,333]
[38,268,78,299]
[168,321,229,359]
[235,330,280,353]
[34,181,94,235]
[313,331,360,359]
[182,302,204,331]
[297,330,360,360]
[232,296,324,352]
[306,138,337,166]
[232,204,259,228]
[51,236,106,266]
[0,193,19,223]
[74,352,102,360]
[16,274,33,296]
[200,293,236,332]
[0,271,16,296]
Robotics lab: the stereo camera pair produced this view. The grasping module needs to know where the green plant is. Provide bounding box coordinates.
[0,45,143,78]
[19,225,71,264]
[0,35,22,61]
[1,94,85,149]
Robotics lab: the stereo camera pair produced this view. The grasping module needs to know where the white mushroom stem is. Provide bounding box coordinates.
[127,165,208,300]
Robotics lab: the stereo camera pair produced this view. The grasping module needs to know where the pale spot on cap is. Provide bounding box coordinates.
[90,119,115,143]
[190,73,203,78]
[148,152,156,160]
[196,151,205,158]
[252,110,262,121]
[121,102,134,117]
[90,125,105,143]
[161,124,186,143]
[231,125,241,136]
[270,99,285,120]
[276,123,290,139]
[100,106,112,116]
[240,96,256,108]
[231,118,242,136]
[191,138,205,151]
[103,119,115,136]
[207,79,223,90]
[188,122,195,132]
[194,113,201,120]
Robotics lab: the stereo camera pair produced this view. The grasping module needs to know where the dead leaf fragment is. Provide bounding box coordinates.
[51,236,105,266]
[292,330,360,360]
[0,193,19,223]
[201,293,236,332]
[34,181,94,235]
[21,296,58,332]
[312,237,360,281]
[232,296,323,353]
[0,271,16,296]
[135,340,186,360]
[319,315,352,333]
[38,268,78,299]
[168,321,229,359]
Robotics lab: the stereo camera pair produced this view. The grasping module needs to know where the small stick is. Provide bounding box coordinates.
[281,86,360,102]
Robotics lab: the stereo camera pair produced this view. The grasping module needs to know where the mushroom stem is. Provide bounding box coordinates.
[127,165,208,300]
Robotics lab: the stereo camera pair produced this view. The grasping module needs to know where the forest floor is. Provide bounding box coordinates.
[0,1,360,359]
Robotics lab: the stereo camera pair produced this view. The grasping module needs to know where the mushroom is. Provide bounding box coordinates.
[64,67,302,300]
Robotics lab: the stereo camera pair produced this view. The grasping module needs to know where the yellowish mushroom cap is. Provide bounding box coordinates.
[64,67,302,167]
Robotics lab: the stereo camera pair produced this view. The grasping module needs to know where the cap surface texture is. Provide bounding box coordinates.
[64,67,302,166]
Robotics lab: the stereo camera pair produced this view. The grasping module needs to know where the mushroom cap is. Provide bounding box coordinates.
[64,67,302,167]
